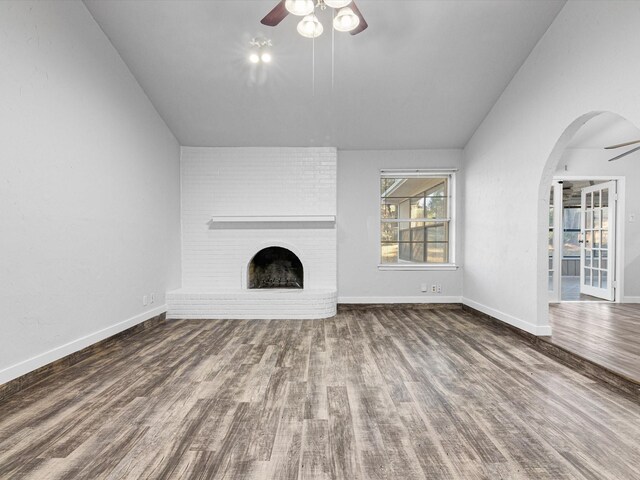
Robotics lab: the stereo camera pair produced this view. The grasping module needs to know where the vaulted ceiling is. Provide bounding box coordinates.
[84,0,565,149]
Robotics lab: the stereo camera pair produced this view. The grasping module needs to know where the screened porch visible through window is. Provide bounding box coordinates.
[380,174,453,264]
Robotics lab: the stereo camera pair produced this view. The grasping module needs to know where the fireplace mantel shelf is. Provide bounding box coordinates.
[210,215,336,223]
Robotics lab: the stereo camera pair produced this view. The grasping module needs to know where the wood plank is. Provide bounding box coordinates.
[327,386,361,480]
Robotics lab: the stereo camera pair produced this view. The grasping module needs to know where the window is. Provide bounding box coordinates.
[562,207,581,257]
[380,171,455,268]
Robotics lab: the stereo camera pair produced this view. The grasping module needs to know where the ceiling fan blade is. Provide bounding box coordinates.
[261,1,288,27]
[349,1,368,35]
[604,139,640,150]
[608,145,640,162]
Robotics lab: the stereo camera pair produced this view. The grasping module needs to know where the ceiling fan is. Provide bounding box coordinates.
[261,0,368,38]
[605,139,640,162]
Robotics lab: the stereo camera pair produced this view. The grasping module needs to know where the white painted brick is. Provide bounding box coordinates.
[166,289,337,320]
[171,147,338,319]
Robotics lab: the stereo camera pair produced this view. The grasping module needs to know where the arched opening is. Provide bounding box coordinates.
[248,247,304,289]
[537,111,640,383]
[539,111,640,308]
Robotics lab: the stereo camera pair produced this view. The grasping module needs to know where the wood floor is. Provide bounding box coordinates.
[1,306,639,479]
[549,302,640,383]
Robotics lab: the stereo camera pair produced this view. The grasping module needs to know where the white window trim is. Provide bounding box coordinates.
[378,263,459,271]
[379,168,458,271]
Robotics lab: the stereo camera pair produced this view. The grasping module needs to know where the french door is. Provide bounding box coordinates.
[580,181,616,300]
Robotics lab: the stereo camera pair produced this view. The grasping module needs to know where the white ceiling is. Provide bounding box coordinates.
[567,112,640,149]
[84,0,565,149]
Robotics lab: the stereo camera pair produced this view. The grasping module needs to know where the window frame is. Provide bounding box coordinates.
[378,168,458,271]
[562,206,581,258]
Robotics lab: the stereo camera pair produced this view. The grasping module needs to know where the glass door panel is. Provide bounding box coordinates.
[580,181,616,301]
[548,182,562,302]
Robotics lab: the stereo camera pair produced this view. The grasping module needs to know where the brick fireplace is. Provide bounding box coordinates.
[166,147,337,319]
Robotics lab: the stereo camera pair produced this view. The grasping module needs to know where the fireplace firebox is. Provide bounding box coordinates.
[248,247,303,289]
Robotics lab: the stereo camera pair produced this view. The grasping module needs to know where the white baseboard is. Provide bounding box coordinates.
[338,296,462,304]
[462,298,552,336]
[0,305,167,386]
[622,296,640,303]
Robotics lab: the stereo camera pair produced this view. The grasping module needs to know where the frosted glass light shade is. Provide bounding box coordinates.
[333,6,360,32]
[324,0,352,8]
[261,52,272,63]
[297,14,324,38]
[285,0,314,16]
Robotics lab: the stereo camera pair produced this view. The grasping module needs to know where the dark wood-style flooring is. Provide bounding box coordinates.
[549,302,640,384]
[1,306,639,479]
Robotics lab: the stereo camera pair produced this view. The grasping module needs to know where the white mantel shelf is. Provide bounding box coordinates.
[210,215,336,223]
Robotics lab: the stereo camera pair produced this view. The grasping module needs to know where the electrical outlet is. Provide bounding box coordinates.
[437,284,442,294]
[150,293,155,304]
[431,285,437,293]
[421,283,427,293]
[143,295,148,306]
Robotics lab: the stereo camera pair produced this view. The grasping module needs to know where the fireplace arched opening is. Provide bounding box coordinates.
[248,247,304,289]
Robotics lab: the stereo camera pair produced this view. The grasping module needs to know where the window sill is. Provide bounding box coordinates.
[378,264,460,271]
[210,215,335,223]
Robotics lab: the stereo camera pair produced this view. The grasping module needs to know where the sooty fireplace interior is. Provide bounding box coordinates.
[248,247,304,289]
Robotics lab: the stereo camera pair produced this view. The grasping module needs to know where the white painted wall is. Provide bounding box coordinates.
[463,1,640,334]
[180,147,337,291]
[337,150,464,302]
[558,148,640,299]
[0,1,181,384]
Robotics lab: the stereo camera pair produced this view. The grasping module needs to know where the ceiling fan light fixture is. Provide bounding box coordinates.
[285,0,314,16]
[297,14,324,38]
[248,38,273,64]
[260,52,272,63]
[324,0,352,8]
[333,6,360,32]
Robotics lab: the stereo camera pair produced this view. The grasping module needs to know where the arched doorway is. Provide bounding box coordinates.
[536,111,640,383]
[540,111,639,308]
